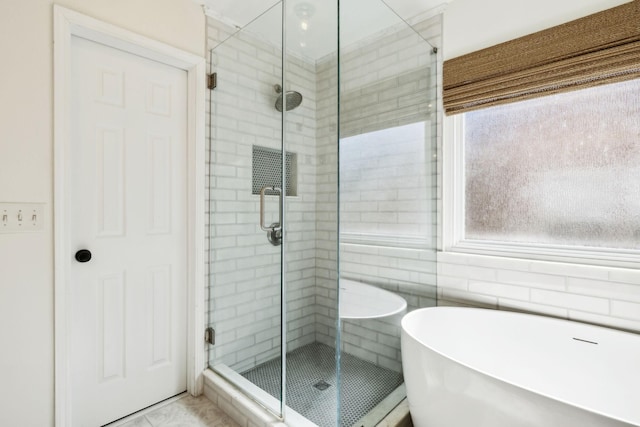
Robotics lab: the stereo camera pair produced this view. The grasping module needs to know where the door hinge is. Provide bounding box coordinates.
[207,73,217,90]
[204,327,215,345]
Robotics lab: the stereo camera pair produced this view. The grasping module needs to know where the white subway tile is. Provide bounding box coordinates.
[567,277,640,304]
[498,299,568,319]
[496,269,565,290]
[376,355,402,373]
[440,288,498,309]
[611,300,640,321]
[436,251,470,265]
[359,340,397,359]
[438,275,469,291]
[468,281,530,300]
[530,289,609,314]
[529,260,610,280]
[439,262,497,281]
[609,268,640,285]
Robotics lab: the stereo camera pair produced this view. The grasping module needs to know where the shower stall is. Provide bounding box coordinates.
[206,1,441,425]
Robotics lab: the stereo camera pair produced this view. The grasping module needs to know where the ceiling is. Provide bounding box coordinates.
[198,0,449,59]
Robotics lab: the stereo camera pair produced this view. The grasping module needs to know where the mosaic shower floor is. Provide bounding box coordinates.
[241,342,404,427]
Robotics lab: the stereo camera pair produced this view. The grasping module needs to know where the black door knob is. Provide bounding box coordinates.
[75,249,92,263]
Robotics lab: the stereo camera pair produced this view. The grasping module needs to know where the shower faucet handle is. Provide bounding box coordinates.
[259,186,282,232]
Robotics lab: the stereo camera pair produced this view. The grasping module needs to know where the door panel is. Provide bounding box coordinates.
[69,35,188,426]
[96,126,125,237]
[97,271,125,382]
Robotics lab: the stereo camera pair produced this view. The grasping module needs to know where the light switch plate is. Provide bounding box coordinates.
[0,203,45,233]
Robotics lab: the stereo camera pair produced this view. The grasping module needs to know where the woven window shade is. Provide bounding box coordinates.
[443,0,640,115]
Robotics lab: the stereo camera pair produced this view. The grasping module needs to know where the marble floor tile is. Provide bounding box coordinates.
[119,416,153,427]
[116,395,240,427]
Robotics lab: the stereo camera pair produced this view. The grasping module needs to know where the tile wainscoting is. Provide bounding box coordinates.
[437,251,640,332]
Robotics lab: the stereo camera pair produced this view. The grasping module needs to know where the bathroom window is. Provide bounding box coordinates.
[443,2,640,265]
[453,78,640,260]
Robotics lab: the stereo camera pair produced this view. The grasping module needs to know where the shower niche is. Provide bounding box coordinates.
[252,145,297,197]
[206,1,441,426]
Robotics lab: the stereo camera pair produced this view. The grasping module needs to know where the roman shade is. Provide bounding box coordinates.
[443,0,640,115]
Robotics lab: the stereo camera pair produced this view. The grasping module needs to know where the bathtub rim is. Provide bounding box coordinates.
[401,306,640,427]
[339,278,408,319]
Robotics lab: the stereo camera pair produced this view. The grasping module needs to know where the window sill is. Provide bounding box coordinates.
[340,232,435,250]
[447,239,640,270]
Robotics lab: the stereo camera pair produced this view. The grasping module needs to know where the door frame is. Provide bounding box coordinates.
[53,6,206,426]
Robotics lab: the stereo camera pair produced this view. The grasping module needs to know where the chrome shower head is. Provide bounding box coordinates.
[274,84,303,112]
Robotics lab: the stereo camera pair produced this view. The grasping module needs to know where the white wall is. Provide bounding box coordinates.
[443,0,630,59]
[0,1,204,426]
[439,0,640,333]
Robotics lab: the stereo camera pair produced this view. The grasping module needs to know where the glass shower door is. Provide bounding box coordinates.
[207,1,343,423]
[207,3,286,416]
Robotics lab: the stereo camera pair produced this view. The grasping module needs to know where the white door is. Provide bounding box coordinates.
[69,35,188,426]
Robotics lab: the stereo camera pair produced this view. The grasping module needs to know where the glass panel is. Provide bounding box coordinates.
[207,3,285,415]
[284,1,341,426]
[339,2,440,426]
[464,78,640,250]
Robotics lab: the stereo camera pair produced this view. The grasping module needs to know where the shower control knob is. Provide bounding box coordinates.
[75,249,92,263]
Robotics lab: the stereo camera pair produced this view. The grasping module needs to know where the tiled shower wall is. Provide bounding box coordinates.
[206,16,319,373]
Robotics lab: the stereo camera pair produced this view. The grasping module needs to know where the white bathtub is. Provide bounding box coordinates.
[401,307,640,427]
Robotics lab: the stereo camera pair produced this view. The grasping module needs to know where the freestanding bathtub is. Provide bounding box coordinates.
[401,307,640,427]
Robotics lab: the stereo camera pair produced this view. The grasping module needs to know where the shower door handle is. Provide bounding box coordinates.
[259,186,282,232]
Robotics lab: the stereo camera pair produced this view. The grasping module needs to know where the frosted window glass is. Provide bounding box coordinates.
[464,79,640,250]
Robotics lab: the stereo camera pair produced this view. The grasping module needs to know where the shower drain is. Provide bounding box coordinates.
[313,380,331,391]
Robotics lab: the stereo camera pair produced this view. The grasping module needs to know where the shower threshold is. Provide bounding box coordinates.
[205,367,314,427]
